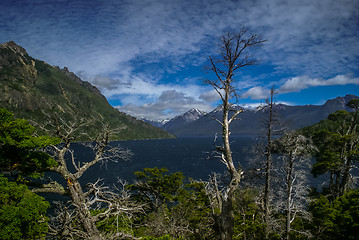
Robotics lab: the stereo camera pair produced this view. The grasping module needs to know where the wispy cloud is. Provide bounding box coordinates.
[244,0,359,76]
[101,72,207,101]
[116,89,214,121]
[100,71,215,120]
[241,74,359,100]
[279,75,359,93]
[4,0,357,77]
[242,86,271,100]
[1,0,358,119]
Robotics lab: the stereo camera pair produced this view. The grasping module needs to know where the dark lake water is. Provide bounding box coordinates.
[66,136,259,186]
[43,136,260,205]
[42,136,332,208]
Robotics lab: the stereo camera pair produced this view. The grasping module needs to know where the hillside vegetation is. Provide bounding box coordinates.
[0,41,173,140]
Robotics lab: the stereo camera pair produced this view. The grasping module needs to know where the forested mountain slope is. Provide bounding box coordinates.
[0,41,173,140]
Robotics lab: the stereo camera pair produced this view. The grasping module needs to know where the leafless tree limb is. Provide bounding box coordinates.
[31,113,138,239]
[203,29,265,240]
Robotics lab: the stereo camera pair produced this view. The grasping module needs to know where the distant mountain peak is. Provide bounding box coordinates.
[188,108,203,114]
[181,108,205,120]
[186,108,206,117]
[324,94,359,109]
[160,95,359,136]
[161,108,206,132]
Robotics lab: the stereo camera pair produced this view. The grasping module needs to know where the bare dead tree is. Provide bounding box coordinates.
[240,88,288,238]
[48,179,143,240]
[32,113,141,239]
[274,132,316,240]
[263,88,275,214]
[261,87,286,237]
[204,29,265,240]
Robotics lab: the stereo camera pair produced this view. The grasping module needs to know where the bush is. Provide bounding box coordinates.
[0,176,50,239]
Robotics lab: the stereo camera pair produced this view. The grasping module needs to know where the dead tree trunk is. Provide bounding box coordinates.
[38,115,133,239]
[68,180,101,239]
[49,125,111,240]
[285,152,294,240]
[263,88,276,236]
[276,132,315,240]
[205,30,265,240]
[339,100,358,195]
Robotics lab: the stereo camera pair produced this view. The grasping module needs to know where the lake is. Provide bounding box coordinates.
[43,135,332,209]
[47,136,260,187]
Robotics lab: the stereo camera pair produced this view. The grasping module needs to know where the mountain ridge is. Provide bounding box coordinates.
[0,41,173,140]
[149,94,359,137]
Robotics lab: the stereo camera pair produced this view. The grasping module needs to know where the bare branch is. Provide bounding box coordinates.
[228,108,243,125]
[205,113,224,126]
[202,29,266,239]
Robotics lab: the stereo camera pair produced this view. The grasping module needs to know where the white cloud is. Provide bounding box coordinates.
[1,0,358,118]
[279,74,359,93]
[116,89,214,120]
[4,0,358,79]
[88,75,122,90]
[101,72,207,101]
[242,86,271,100]
[244,0,359,76]
[199,90,221,102]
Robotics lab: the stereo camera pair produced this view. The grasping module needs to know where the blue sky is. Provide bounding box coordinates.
[1,0,358,120]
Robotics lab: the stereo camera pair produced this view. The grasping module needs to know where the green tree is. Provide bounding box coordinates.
[0,107,59,179]
[0,108,56,239]
[128,167,185,237]
[129,168,215,239]
[171,180,215,239]
[302,108,359,197]
[310,189,359,239]
[128,167,184,210]
[0,176,49,239]
[233,188,266,240]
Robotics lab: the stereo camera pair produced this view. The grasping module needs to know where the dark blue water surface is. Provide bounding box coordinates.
[59,136,259,186]
[42,136,334,209]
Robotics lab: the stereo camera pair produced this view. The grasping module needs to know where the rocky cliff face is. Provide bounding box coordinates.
[0,41,40,110]
[0,41,173,140]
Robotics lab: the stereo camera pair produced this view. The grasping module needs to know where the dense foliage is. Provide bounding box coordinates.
[128,167,215,239]
[310,189,359,239]
[0,176,49,239]
[0,107,59,179]
[0,108,55,239]
[301,103,359,197]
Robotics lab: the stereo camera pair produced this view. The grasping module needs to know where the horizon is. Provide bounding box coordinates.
[138,94,358,121]
[1,0,358,120]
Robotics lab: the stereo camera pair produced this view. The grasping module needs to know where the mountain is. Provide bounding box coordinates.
[140,118,169,128]
[0,41,173,140]
[162,108,206,133]
[159,95,359,137]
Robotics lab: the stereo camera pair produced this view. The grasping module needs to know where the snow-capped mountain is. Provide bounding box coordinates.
[155,95,358,137]
[162,108,206,132]
[140,117,170,128]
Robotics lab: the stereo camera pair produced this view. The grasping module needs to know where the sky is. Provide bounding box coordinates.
[1,0,358,120]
